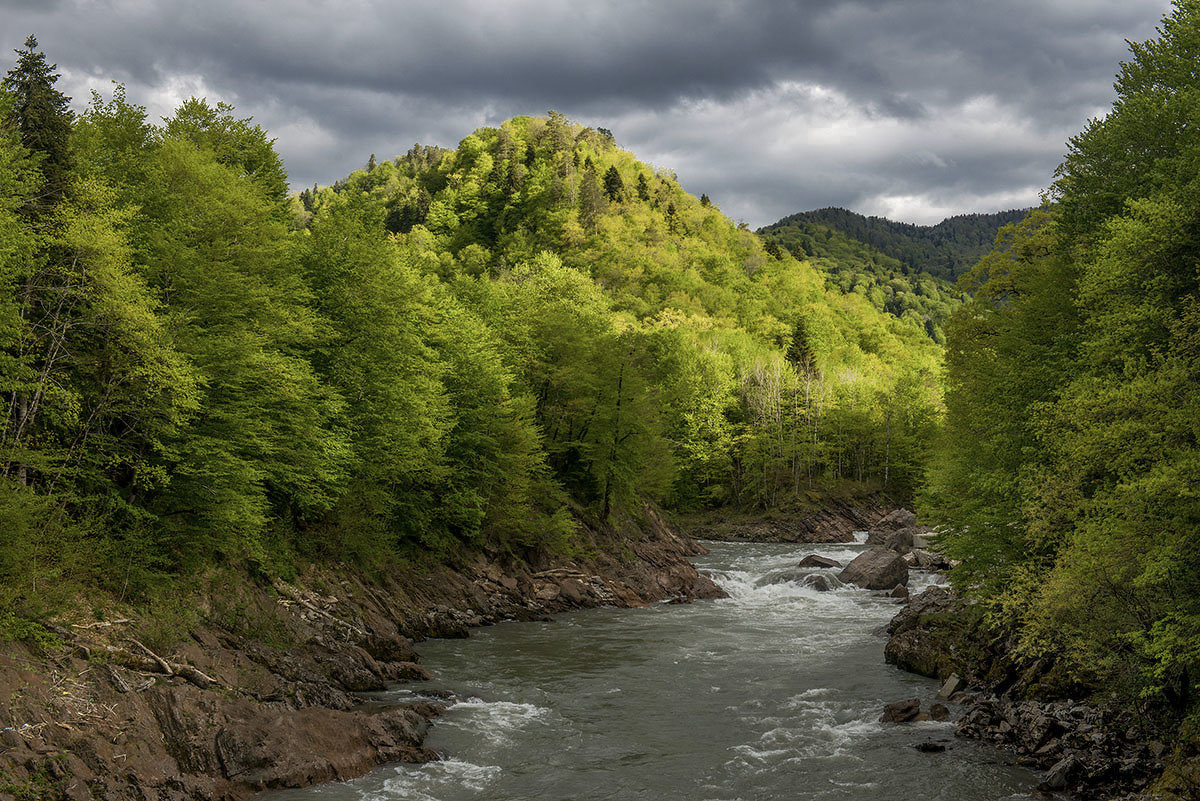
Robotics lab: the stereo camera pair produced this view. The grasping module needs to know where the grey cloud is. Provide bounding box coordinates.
[0,0,1174,225]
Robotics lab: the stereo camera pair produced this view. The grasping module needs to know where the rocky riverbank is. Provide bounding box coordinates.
[678,494,890,543]
[883,586,1174,798]
[0,503,722,801]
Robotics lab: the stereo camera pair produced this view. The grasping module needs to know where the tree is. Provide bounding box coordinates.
[2,35,73,205]
[579,163,605,230]
[603,165,624,201]
[636,172,650,201]
[700,193,710,207]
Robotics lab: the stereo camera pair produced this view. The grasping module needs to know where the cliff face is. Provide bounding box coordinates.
[0,504,722,801]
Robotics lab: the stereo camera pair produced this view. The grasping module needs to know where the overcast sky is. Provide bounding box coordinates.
[0,0,1173,226]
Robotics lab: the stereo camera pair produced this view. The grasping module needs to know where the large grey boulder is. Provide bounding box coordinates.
[839,548,909,590]
[866,526,916,554]
[875,508,917,531]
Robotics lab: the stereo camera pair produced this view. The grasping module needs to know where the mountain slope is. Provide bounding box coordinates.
[760,206,1030,282]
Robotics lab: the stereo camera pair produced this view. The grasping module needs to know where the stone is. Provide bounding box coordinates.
[797,554,842,569]
[937,673,962,700]
[801,574,834,592]
[875,508,918,530]
[915,741,946,753]
[839,548,909,590]
[929,703,949,721]
[911,548,951,570]
[889,584,909,599]
[866,527,915,554]
[1042,756,1077,790]
[881,698,921,723]
[558,578,586,604]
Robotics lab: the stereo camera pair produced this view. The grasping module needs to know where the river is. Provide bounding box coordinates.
[269,539,1037,800]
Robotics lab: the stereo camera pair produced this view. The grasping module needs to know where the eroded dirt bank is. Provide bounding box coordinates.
[0,504,722,801]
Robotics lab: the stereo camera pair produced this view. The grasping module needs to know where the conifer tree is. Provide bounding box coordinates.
[2,35,73,205]
[636,172,650,201]
[603,165,624,201]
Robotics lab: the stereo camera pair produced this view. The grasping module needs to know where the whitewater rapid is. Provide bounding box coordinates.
[268,540,1037,801]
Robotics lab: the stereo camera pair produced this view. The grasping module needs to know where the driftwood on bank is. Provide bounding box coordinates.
[41,621,219,690]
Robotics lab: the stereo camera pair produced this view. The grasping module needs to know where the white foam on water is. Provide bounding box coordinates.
[439,698,550,746]
[379,758,501,800]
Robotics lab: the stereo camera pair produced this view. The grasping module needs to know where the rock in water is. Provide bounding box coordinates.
[889,584,909,599]
[866,527,915,554]
[875,508,917,530]
[839,548,909,589]
[929,703,949,721]
[915,741,947,753]
[880,698,922,722]
[797,554,842,569]
[910,548,951,570]
[801,574,833,591]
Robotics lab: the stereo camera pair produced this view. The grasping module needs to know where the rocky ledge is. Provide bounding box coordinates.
[883,586,1166,797]
[0,503,723,801]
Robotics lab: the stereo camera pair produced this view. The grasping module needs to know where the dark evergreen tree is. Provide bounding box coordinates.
[700,193,711,207]
[636,172,650,201]
[603,165,624,201]
[2,35,73,204]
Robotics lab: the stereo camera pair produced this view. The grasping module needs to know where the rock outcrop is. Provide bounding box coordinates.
[839,548,909,590]
[883,586,1165,797]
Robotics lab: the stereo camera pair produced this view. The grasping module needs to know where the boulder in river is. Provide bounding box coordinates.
[880,698,921,723]
[875,508,917,531]
[866,526,916,554]
[797,554,842,569]
[839,548,909,590]
[800,574,839,592]
[889,584,909,599]
[929,703,949,721]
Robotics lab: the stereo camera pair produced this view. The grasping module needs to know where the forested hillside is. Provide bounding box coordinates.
[0,39,942,627]
[922,0,1200,763]
[762,207,1028,281]
[759,220,965,343]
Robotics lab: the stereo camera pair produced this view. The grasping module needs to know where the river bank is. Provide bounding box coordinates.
[882,586,1187,799]
[0,504,725,800]
[265,539,1040,801]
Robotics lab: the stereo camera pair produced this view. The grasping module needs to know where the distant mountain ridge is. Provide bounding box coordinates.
[759,206,1032,283]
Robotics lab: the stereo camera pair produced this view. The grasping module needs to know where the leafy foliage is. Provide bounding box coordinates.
[0,41,942,629]
[923,0,1200,724]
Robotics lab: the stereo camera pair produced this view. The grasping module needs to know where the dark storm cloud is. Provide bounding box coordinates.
[0,0,1173,224]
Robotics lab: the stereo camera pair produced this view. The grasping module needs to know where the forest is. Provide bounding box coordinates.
[923,0,1200,741]
[4,0,1200,767]
[759,217,967,343]
[764,206,1028,282]
[0,38,942,628]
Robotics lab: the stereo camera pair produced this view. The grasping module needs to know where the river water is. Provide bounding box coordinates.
[271,540,1037,801]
